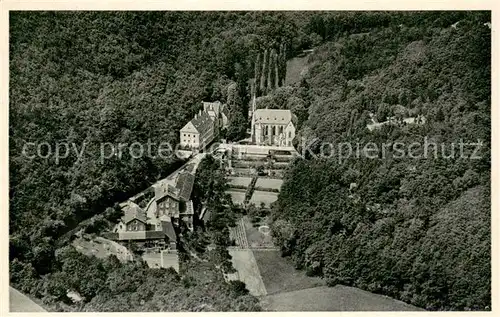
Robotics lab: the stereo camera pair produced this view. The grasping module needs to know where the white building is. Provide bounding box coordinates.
[252,108,296,146]
[180,101,229,150]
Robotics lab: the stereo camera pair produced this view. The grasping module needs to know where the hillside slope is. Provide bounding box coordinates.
[269,12,490,311]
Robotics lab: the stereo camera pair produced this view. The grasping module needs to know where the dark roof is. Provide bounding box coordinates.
[161,221,177,242]
[191,110,214,134]
[116,231,160,241]
[145,231,168,240]
[154,182,178,201]
[175,171,195,202]
[203,101,222,116]
[154,172,194,202]
[122,202,147,224]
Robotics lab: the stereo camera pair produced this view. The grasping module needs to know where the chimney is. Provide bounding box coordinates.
[194,113,198,120]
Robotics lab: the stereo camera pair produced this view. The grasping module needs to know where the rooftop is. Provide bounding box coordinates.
[254,109,294,125]
[182,109,213,134]
[122,202,147,224]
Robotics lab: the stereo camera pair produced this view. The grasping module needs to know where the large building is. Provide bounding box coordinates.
[251,108,296,146]
[180,101,229,150]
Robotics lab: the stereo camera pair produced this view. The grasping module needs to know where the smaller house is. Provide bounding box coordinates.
[153,171,195,230]
[112,202,177,249]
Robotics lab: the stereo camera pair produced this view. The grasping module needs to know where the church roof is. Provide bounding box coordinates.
[253,109,293,125]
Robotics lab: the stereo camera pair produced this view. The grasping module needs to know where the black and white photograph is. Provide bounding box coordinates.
[4,2,495,313]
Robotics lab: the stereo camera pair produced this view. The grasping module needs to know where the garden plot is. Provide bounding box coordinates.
[255,178,283,191]
[243,216,275,249]
[226,189,246,205]
[249,190,279,208]
[228,176,253,188]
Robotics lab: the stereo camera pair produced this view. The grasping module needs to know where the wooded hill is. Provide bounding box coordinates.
[268,12,490,310]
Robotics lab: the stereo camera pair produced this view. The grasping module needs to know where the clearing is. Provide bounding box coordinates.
[260,285,423,311]
[72,235,132,262]
[253,250,324,295]
[285,55,309,86]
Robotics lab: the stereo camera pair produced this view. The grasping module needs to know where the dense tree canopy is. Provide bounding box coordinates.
[269,12,490,311]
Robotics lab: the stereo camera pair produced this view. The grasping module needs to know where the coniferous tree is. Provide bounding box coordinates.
[260,49,269,95]
[254,52,262,97]
[268,49,277,91]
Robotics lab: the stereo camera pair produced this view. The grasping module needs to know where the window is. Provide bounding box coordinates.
[288,131,291,138]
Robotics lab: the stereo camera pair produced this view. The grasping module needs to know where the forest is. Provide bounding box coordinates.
[268,12,491,310]
[9,11,490,311]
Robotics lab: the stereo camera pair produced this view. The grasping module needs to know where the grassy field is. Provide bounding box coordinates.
[249,191,278,208]
[228,249,268,296]
[285,55,309,86]
[253,250,324,295]
[255,178,283,191]
[260,285,423,311]
[228,176,252,187]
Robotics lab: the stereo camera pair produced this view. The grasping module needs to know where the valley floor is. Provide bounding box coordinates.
[227,215,422,311]
[260,285,424,311]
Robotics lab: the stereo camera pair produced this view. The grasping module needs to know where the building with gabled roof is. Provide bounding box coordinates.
[109,170,196,260]
[180,109,214,150]
[251,108,296,146]
[180,100,229,150]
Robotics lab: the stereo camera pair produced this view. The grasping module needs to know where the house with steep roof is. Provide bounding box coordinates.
[110,201,176,250]
[251,109,296,146]
[154,171,195,230]
[180,109,215,150]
